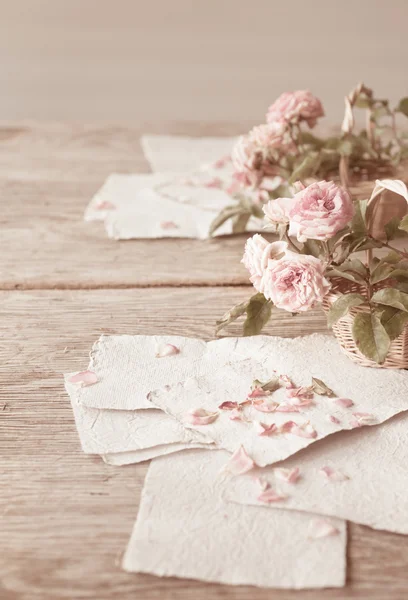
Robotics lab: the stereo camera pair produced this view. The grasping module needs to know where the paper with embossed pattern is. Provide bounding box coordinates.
[123,449,346,588]
[149,334,408,466]
[226,411,408,534]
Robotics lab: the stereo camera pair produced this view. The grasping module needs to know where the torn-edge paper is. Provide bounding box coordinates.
[102,442,212,466]
[123,449,346,588]
[140,135,238,173]
[226,411,408,534]
[149,334,408,466]
[65,376,211,455]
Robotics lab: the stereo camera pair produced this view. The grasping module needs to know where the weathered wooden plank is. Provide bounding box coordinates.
[0,122,260,289]
[2,287,408,599]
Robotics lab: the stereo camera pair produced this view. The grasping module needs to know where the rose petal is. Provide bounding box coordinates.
[160,221,179,230]
[280,421,317,438]
[286,386,314,400]
[258,488,287,504]
[218,401,239,410]
[253,476,270,491]
[96,200,115,210]
[68,370,98,387]
[309,518,340,539]
[351,412,377,427]
[184,408,219,426]
[275,403,300,413]
[334,398,354,409]
[328,415,341,425]
[274,467,300,484]
[254,421,278,436]
[319,466,349,482]
[248,387,271,399]
[280,374,295,389]
[229,408,247,422]
[224,445,256,475]
[155,343,180,358]
[252,400,279,413]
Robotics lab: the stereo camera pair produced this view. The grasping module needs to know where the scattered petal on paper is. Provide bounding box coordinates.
[68,370,98,387]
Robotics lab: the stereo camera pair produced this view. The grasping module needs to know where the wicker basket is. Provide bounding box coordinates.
[322,277,408,369]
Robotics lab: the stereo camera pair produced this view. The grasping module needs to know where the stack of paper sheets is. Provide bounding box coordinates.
[84,135,265,239]
[65,332,408,589]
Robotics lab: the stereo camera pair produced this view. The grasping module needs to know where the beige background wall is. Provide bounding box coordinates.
[1,0,407,124]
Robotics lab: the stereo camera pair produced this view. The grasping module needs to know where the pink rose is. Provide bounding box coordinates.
[232,123,291,189]
[242,235,287,291]
[263,180,354,242]
[267,91,324,128]
[261,252,331,312]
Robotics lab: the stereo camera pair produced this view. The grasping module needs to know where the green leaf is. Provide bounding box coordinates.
[327,259,368,283]
[288,152,321,184]
[384,216,401,241]
[371,288,408,312]
[243,293,273,336]
[298,131,326,149]
[327,293,366,327]
[311,377,335,397]
[209,205,245,237]
[338,139,353,156]
[380,306,408,341]
[399,215,408,233]
[351,199,369,235]
[215,298,250,334]
[396,97,408,118]
[352,311,390,364]
[302,239,324,259]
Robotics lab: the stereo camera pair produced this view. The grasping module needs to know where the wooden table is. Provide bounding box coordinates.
[2,122,408,600]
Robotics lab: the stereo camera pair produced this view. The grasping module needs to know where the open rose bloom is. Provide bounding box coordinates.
[266,90,325,128]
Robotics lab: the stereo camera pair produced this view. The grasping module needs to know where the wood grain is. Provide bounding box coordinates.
[2,287,408,599]
[0,121,254,289]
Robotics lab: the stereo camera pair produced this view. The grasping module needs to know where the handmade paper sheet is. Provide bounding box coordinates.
[102,442,211,466]
[123,449,346,588]
[76,335,209,411]
[150,334,408,466]
[66,377,211,455]
[226,411,408,534]
[140,135,238,173]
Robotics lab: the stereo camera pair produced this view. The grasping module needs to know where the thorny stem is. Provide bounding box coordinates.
[283,232,301,253]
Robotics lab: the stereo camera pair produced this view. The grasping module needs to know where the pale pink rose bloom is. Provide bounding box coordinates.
[231,124,289,189]
[263,180,354,242]
[242,235,288,291]
[267,90,324,128]
[260,251,331,312]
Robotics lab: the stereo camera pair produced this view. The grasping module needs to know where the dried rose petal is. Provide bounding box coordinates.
[184,408,219,426]
[203,177,223,189]
[96,200,115,210]
[160,220,179,230]
[253,476,270,491]
[155,343,180,358]
[274,467,300,484]
[218,401,239,410]
[254,421,278,436]
[319,466,349,482]
[224,445,256,475]
[334,398,354,409]
[287,396,314,408]
[286,386,314,400]
[280,374,295,389]
[229,408,246,421]
[213,155,230,169]
[275,403,300,413]
[280,421,317,439]
[328,415,341,425]
[68,370,98,387]
[309,518,340,539]
[258,488,287,504]
[248,387,271,399]
[351,412,377,427]
[253,400,279,413]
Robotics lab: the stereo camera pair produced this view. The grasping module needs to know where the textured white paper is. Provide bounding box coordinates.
[140,135,238,173]
[66,377,211,454]
[227,411,408,534]
[76,335,209,410]
[85,173,174,221]
[123,449,346,588]
[102,442,211,466]
[150,334,408,466]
